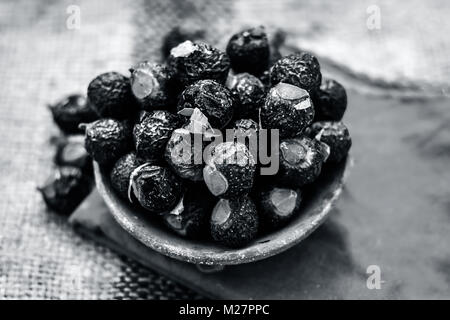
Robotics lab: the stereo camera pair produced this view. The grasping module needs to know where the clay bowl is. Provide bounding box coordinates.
[94,157,351,266]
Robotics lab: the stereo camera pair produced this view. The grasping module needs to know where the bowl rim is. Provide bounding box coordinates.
[94,158,351,265]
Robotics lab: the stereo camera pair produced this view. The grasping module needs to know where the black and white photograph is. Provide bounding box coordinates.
[0,0,449,303]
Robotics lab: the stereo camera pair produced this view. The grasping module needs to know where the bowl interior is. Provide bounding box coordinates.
[94,158,350,265]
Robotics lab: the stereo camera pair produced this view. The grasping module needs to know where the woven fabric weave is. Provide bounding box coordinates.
[0,0,206,300]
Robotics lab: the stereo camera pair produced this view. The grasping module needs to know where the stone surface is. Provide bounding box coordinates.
[72,90,450,299]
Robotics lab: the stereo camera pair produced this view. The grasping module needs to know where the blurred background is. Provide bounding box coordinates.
[0,0,449,299]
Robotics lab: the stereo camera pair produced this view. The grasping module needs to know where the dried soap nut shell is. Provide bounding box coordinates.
[177,80,234,129]
[87,72,138,119]
[49,94,98,134]
[82,118,132,166]
[270,52,322,94]
[130,164,183,213]
[258,186,302,230]
[203,142,256,199]
[167,41,230,88]
[129,62,175,111]
[210,196,259,248]
[308,121,352,163]
[226,26,270,76]
[276,136,329,188]
[313,78,347,121]
[261,83,314,139]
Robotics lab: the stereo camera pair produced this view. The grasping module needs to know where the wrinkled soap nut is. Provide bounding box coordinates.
[162,182,215,239]
[49,94,98,134]
[87,72,138,119]
[307,121,352,163]
[167,41,230,88]
[258,186,302,230]
[130,164,183,213]
[270,52,322,95]
[261,82,314,138]
[38,166,92,215]
[210,196,259,248]
[226,26,270,76]
[129,61,176,111]
[81,118,132,166]
[276,136,329,188]
[203,142,256,199]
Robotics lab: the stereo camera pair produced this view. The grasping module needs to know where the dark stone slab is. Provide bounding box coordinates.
[70,91,450,299]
